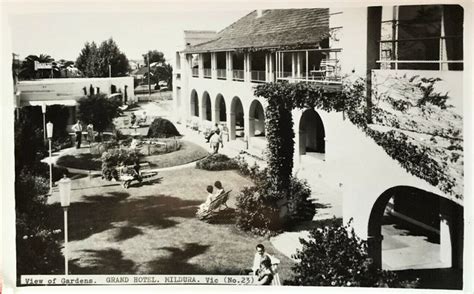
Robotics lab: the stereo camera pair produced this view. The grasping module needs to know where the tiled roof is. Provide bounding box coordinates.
[184,9,329,52]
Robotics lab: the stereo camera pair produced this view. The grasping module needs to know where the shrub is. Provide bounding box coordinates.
[15,170,63,276]
[147,118,180,138]
[235,186,281,236]
[286,221,418,287]
[234,156,316,234]
[51,136,73,152]
[101,148,141,180]
[196,154,239,171]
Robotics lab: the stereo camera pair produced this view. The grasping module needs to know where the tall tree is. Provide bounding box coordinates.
[77,93,121,136]
[143,50,165,65]
[76,38,130,78]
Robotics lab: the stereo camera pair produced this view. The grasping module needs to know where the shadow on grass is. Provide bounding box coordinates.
[394,267,462,290]
[114,226,143,241]
[127,176,163,188]
[46,192,202,242]
[70,248,136,274]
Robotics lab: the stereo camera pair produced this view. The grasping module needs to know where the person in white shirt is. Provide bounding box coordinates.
[209,129,223,154]
[72,120,83,149]
[252,244,280,275]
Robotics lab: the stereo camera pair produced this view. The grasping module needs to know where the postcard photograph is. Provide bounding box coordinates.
[0,0,471,292]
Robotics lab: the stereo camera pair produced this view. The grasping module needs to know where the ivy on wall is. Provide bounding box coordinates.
[254,76,462,200]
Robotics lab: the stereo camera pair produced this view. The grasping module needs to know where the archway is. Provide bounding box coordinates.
[215,94,227,123]
[299,109,325,157]
[202,91,212,121]
[230,96,244,139]
[368,186,463,276]
[249,99,265,137]
[190,90,199,117]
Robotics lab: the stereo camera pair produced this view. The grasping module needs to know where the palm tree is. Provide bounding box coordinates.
[19,54,54,80]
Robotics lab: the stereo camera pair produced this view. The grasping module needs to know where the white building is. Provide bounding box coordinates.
[174,5,465,275]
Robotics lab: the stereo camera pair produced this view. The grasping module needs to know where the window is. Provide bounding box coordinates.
[379,5,463,71]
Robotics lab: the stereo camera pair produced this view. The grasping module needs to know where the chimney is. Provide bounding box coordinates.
[256,9,263,18]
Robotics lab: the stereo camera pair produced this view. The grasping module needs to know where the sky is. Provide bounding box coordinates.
[6,2,253,64]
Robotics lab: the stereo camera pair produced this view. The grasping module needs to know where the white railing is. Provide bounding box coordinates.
[250,70,266,82]
[232,70,244,81]
[192,68,199,77]
[217,69,226,79]
[203,68,212,78]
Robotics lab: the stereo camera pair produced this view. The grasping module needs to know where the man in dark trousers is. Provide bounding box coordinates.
[72,120,83,148]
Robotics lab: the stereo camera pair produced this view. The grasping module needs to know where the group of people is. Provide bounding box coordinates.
[71,120,94,149]
[130,111,147,127]
[206,123,223,154]
[251,244,280,285]
[196,181,225,214]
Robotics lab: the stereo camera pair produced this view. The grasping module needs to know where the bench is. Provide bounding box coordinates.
[120,162,155,188]
[196,190,232,221]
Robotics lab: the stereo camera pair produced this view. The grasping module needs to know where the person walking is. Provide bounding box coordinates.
[72,120,83,149]
[209,129,223,154]
[86,123,94,146]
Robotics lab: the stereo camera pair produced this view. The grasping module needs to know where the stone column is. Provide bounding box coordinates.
[211,52,217,79]
[227,52,233,81]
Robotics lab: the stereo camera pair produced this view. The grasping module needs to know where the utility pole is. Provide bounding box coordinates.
[147,51,151,100]
[109,64,112,78]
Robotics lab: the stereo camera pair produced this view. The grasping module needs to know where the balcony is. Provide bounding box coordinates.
[276,49,342,85]
[203,68,212,79]
[217,69,226,80]
[192,68,199,78]
[232,70,244,81]
[250,70,266,83]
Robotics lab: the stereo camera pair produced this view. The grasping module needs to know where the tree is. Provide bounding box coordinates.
[77,93,121,136]
[19,54,55,80]
[76,38,130,78]
[155,63,173,88]
[143,50,165,65]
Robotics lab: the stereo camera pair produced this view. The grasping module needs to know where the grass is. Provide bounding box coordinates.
[56,140,208,171]
[44,167,295,279]
[56,153,102,171]
[145,140,209,168]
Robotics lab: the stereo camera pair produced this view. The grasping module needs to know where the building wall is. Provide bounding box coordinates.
[18,77,135,106]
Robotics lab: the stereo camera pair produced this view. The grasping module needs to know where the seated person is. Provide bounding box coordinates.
[256,257,274,285]
[252,244,280,275]
[214,181,224,197]
[196,185,214,214]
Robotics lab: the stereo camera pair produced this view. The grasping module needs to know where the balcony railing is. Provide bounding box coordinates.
[250,70,266,83]
[232,70,244,81]
[192,68,199,77]
[217,69,226,80]
[203,68,211,78]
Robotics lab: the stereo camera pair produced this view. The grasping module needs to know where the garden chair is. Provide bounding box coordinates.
[196,190,232,221]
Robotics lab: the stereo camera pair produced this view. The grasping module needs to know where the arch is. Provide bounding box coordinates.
[230,96,244,139]
[215,94,227,123]
[298,109,325,155]
[249,99,265,137]
[190,89,199,117]
[201,91,212,121]
[368,186,463,273]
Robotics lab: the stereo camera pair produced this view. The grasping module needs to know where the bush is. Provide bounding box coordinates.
[147,118,180,138]
[235,186,281,236]
[286,177,316,223]
[196,154,239,171]
[15,170,63,276]
[286,221,418,287]
[51,136,73,152]
[101,148,141,180]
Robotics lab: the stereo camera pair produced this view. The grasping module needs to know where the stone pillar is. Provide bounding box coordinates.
[291,53,296,78]
[229,112,236,140]
[440,217,452,266]
[227,52,233,81]
[244,53,250,82]
[211,52,217,79]
[248,117,255,138]
[367,234,384,269]
[198,53,204,78]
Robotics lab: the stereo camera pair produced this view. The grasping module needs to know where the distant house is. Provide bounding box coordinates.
[174,5,464,274]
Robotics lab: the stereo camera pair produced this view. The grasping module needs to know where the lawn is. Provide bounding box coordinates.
[45,166,295,279]
[56,141,209,171]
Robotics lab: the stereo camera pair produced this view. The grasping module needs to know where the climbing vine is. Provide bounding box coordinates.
[255,75,462,200]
